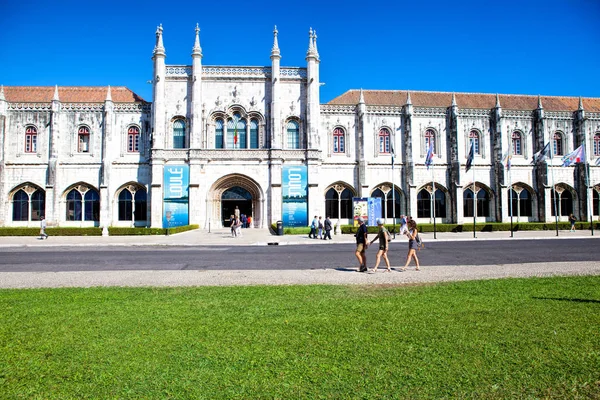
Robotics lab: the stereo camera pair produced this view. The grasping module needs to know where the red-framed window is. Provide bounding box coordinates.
[78,126,90,153]
[379,128,390,153]
[25,126,37,153]
[553,132,563,156]
[469,130,480,154]
[593,133,600,157]
[512,131,522,155]
[425,129,435,152]
[333,127,345,153]
[128,126,140,152]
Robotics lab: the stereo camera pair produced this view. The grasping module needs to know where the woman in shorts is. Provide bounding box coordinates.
[370,218,392,273]
[401,220,420,271]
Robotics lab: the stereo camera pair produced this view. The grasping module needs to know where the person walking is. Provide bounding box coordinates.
[40,216,48,240]
[309,215,318,239]
[401,219,420,271]
[399,215,408,235]
[323,216,333,240]
[355,217,369,272]
[230,215,237,237]
[569,213,577,232]
[317,216,324,239]
[369,218,391,273]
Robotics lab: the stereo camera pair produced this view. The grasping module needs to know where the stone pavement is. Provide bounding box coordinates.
[0,227,597,248]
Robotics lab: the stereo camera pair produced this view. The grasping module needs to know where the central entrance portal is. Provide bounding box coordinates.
[221,186,252,226]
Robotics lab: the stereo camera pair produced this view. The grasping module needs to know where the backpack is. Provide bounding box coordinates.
[415,233,423,248]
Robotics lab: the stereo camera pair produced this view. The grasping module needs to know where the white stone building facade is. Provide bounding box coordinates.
[1,25,599,229]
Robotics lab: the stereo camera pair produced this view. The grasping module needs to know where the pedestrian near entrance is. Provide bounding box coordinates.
[309,216,318,238]
[323,216,333,240]
[230,215,237,237]
[318,216,324,239]
[40,216,48,240]
[370,218,391,272]
[401,220,420,271]
[234,206,240,219]
[247,215,252,228]
[355,217,368,272]
[569,213,577,232]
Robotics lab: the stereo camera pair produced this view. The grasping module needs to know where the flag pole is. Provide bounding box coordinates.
[473,160,476,239]
[582,130,594,236]
[392,139,396,239]
[549,144,559,237]
[432,167,437,239]
[509,164,513,238]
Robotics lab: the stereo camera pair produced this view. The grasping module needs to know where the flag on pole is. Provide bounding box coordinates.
[465,140,474,172]
[425,141,434,170]
[532,142,551,164]
[391,143,395,168]
[502,151,512,171]
[561,145,585,167]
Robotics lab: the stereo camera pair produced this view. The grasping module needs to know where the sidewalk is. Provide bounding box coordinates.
[0,227,597,248]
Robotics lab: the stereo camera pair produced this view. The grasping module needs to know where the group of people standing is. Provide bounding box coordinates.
[230,206,252,237]
[309,216,333,240]
[355,216,421,273]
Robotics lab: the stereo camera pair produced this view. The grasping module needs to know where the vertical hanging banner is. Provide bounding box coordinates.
[282,165,308,227]
[353,197,369,226]
[163,164,189,228]
[368,197,382,226]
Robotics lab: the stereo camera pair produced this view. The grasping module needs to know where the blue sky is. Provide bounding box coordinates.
[1,0,598,103]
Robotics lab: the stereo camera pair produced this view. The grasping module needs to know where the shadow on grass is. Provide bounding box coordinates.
[532,296,600,304]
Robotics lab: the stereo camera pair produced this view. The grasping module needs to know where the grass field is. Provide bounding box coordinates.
[1,276,599,399]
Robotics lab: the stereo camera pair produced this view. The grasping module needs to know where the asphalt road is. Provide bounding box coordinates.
[0,238,598,272]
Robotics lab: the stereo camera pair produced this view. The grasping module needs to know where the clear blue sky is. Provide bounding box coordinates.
[1,0,598,103]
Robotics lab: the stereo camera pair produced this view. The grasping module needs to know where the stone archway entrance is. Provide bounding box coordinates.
[208,174,263,228]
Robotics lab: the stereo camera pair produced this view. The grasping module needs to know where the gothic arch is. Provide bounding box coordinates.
[207,174,264,228]
[370,182,406,218]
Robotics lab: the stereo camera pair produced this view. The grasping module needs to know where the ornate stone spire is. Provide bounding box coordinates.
[495,93,501,108]
[53,85,60,101]
[451,92,457,107]
[306,27,318,58]
[578,96,584,110]
[106,85,112,102]
[192,23,202,57]
[406,92,412,105]
[358,88,365,104]
[0,85,5,101]
[153,24,165,56]
[271,25,280,58]
[313,29,319,59]
[537,95,543,109]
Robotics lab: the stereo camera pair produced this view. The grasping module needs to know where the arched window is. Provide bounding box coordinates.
[118,190,133,221]
[508,189,533,217]
[66,187,100,221]
[333,128,345,154]
[378,128,390,153]
[551,189,573,216]
[31,189,45,221]
[593,133,600,157]
[425,129,435,153]
[464,188,490,217]
[118,187,147,221]
[287,120,300,149]
[227,113,246,149]
[78,126,90,153]
[250,119,259,149]
[469,130,480,154]
[66,190,83,221]
[325,187,353,219]
[12,190,29,221]
[553,132,563,156]
[173,119,186,149]
[215,119,224,149]
[417,189,431,218]
[127,126,140,153]
[512,132,522,155]
[371,187,402,218]
[25,126,37,153]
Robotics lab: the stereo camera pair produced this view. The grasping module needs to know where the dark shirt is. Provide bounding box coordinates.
[356,224,367,244]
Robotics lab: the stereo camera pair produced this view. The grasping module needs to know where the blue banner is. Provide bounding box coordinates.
[368,197,382,226]
[163,164,189,228]
[282,165,308,227]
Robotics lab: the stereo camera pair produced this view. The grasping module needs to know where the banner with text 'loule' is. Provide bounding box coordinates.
[282,165,308,227]
[163,164,189,228]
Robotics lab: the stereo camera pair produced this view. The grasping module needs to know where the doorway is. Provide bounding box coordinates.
[221,186,252,226]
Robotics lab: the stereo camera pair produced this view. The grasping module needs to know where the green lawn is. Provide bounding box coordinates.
[1,277,599,399]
